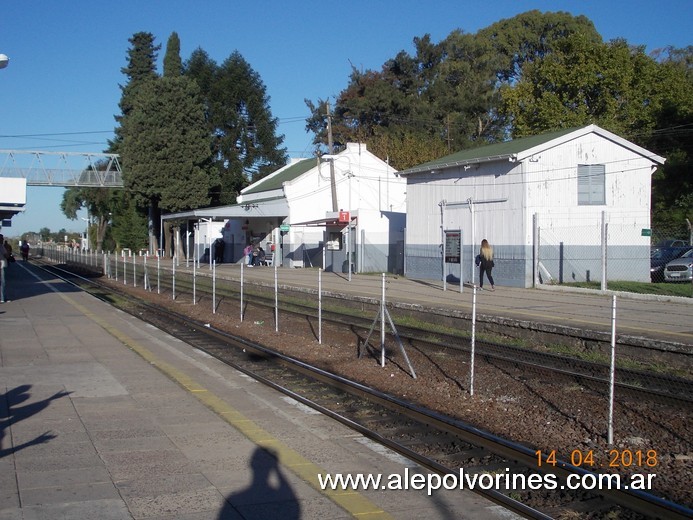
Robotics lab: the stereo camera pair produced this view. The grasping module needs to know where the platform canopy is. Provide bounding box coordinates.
[0,177,27,222]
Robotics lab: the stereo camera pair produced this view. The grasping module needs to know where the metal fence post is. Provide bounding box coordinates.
[274,265,279,332]
[470,285,477,396]
[240,262,244,322]
[608,294,617,445]
[318,268,322,344]
[144,255,149,290]
[380,273,386,367]
[601,210,607,291]
[533,213,539,288]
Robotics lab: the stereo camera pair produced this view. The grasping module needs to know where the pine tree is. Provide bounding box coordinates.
[163,32,182,78]
[186,49,287,205]
[120,33,217,255]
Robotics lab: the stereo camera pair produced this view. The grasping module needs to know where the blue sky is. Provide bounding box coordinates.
[1,0,691,236]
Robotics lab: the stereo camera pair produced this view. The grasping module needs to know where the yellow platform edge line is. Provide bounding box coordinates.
[64,294,393,520]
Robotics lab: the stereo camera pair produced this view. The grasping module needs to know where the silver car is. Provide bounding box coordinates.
[663,248,693,282]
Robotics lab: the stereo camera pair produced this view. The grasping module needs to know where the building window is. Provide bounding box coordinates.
[326,231,342,250]
[577,164,605,205]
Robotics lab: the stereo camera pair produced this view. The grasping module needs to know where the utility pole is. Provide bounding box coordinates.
[326,101,338,212]
[446,114,452,152]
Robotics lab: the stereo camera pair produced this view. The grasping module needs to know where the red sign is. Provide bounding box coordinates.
[338,211,350,223]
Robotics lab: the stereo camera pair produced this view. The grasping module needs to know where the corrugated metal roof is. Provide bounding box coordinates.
[400,127,581,175]
[242,158,317,195]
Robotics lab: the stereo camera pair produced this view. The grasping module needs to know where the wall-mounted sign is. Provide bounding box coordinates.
[338,210,350,223]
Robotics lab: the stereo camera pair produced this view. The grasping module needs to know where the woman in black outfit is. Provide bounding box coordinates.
[478,238,495,291]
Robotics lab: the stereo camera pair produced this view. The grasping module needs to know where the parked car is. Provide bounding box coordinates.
[655,239,688,249]
[651,246,691,282]
[663,248,693,282]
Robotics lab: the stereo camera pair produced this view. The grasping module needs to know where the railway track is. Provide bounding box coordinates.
[34,260,693,519]
[98,259,693,405]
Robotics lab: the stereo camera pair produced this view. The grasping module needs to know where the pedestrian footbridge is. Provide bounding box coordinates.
[0,150,123,187]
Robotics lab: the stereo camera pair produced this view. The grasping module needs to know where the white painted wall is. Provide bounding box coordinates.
[523,132,653,248]
[282,143,406,270]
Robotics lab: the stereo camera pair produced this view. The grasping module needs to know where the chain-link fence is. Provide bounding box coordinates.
[536,210,692,296]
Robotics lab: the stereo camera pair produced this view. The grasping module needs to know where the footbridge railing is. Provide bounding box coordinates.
[0,150,123,187]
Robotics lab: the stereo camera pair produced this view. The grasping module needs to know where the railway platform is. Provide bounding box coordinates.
[0,263,513,519]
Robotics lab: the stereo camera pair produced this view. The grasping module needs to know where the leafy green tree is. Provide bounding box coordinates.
[477,10,601,85]
[60,186,116,252]
[39,227,51,242]
[109,192,148,252]
[500,36,693,234]
[647,47,693,234]
[306,11,599,170]
[305,36,453,169]
[499,36,664,137]
[185,49,287,205]
[61,159,123,252]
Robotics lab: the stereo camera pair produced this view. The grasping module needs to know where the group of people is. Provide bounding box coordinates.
[243,243,267,267]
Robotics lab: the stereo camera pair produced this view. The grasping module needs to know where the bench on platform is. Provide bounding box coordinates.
[260,253,273,266]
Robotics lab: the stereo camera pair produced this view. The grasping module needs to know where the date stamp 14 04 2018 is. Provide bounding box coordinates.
[536,449,658,469]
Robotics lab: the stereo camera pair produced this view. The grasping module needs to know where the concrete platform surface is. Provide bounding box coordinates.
[0,264,515,519]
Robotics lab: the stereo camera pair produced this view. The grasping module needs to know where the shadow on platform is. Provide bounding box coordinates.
[218,447,301,519]
[0,384,71,458]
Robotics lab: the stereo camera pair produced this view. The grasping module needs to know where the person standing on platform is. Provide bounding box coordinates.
[478,238,495,291]
[243,243,253,266]
[0,234,10,303]
[20,240,30,261]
